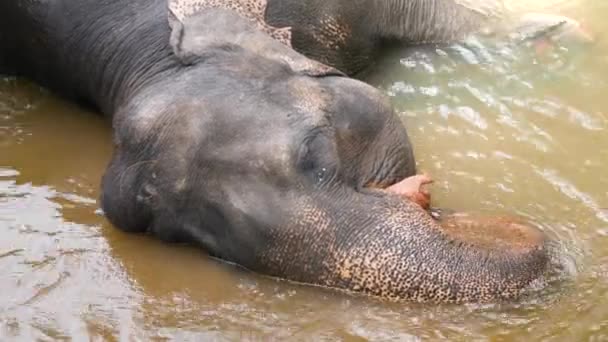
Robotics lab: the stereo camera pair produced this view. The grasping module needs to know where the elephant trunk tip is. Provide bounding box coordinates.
[429,212,553,303]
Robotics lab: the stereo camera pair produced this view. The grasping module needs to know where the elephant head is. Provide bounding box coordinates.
[99,0,550,303]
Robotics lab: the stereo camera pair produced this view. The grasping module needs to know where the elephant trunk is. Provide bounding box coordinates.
[257,189,548,303]
[368,0,498,44]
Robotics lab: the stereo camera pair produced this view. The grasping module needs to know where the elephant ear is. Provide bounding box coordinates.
[168,0,293,47]
[167,0,345,77]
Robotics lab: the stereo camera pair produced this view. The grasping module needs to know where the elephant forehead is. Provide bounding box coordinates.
[286,77,331,118]
[169,0,292,47]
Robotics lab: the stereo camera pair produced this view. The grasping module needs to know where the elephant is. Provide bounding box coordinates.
[263,0,595,74]
[0,0,551,303]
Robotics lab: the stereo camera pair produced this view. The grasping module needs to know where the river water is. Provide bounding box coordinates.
[1,1,607,340]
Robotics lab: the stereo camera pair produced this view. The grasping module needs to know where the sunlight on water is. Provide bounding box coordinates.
[1,0,608,340]
[364,1,608,338]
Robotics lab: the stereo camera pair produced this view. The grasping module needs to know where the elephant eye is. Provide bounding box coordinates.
[297,131,338,184]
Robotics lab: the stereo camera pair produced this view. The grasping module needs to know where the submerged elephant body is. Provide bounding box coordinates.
[0,0,550,303]
[264,0,593,74]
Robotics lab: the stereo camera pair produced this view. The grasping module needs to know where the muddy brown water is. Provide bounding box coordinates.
[2,1,608,340]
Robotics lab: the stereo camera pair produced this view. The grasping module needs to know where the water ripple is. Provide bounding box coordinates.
[536,167,608,223]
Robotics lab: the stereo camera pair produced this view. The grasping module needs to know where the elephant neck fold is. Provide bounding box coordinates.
[59,0,181,115]
[3,0,180,116]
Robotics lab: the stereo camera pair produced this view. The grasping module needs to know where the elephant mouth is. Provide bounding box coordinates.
[368,173,547,255]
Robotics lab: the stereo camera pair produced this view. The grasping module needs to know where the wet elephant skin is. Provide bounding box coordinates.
[0,0,549,303]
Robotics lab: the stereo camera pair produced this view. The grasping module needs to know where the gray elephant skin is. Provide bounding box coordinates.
[0,0,550,303]
[265,0,594,74]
